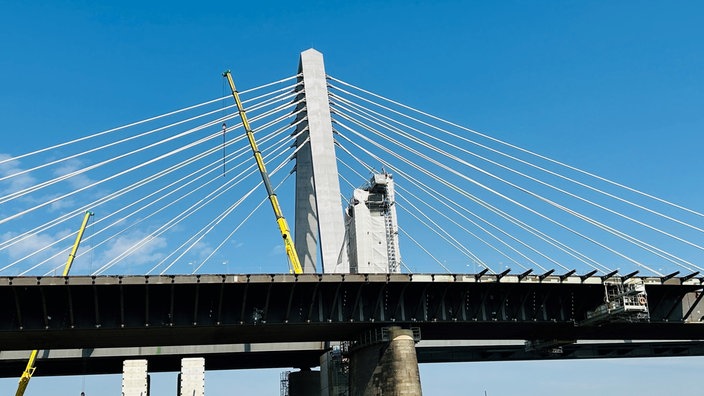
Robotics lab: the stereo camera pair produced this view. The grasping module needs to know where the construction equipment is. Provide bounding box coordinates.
[223,71,303,274]
[581,278,650,326]
[14,350,39,396]
[15,210,93,396]
[62,211,94,276]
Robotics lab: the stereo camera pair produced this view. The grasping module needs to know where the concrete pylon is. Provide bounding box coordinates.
[293,49,346,274]
[348,327,422,396]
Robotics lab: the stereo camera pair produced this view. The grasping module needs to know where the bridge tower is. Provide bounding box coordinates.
[292,49,347,274]
[292,49,402,275]
[289,50,418,396]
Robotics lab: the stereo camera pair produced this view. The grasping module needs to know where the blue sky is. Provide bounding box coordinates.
[1,0,704,394]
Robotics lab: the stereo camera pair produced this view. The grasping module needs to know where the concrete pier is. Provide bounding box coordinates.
[348,327,422,396]
[287,368,321,396]
[178,357,204,396]
[122,359,149,396]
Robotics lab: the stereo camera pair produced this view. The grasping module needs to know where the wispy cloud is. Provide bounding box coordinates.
[230,239,244,249]
[0,154,36,194]
[190,240,214,260]
[269,243,284,256]
[52,158,95,189]
[96,229,167,273]
[0,229,70,275]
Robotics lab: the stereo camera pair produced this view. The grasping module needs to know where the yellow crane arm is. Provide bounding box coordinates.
[223,71,303,274]
[14,350,38,396]
[15,211,93,396]
[63,211,93,276]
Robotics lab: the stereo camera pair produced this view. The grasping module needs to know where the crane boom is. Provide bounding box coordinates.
[223,71,303,274]
[14,350,38,396]
[15,211,93,396]
[62,210,94,276]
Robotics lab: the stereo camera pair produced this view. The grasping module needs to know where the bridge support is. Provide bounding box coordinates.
[122,359,150,396]
[287,368,321,396]
[293,48,346,274]
[178,357,205,396]
[347,327,422,396]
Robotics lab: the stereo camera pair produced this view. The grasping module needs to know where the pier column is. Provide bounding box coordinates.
[178,357,205,396]
[348,327,422,396]
[122,359,149,396]
[287,368,321,396]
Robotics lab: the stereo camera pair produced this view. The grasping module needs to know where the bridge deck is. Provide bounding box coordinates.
[1,273,702,376]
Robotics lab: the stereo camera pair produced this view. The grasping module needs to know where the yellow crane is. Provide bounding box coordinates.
[15,210,93,396]
[223,71,303,274]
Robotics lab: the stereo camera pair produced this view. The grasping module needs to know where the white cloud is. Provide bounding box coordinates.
[230,239,244,249]
[190,240,214,260]
[0,153,37,193]
[46,193,76,211]
[0,154,94,215]
[2,231,55,259]
[0,231,67,275]
[52,158,95,189]
[269,244,285,256]
[97,230,167,272]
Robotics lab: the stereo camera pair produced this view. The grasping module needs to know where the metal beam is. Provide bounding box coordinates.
[0,274,702,352]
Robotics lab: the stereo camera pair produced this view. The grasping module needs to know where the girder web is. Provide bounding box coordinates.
[1,72,703,277]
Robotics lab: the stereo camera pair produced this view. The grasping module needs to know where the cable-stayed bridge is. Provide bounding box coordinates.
[1,49,703,395]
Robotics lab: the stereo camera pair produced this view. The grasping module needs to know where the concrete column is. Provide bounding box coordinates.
[178,357,205,396]
[293,48,346,274]
[288,368,321,396]
[122,359,149,396]
[320,345,349,396]
[348,327,422,396]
